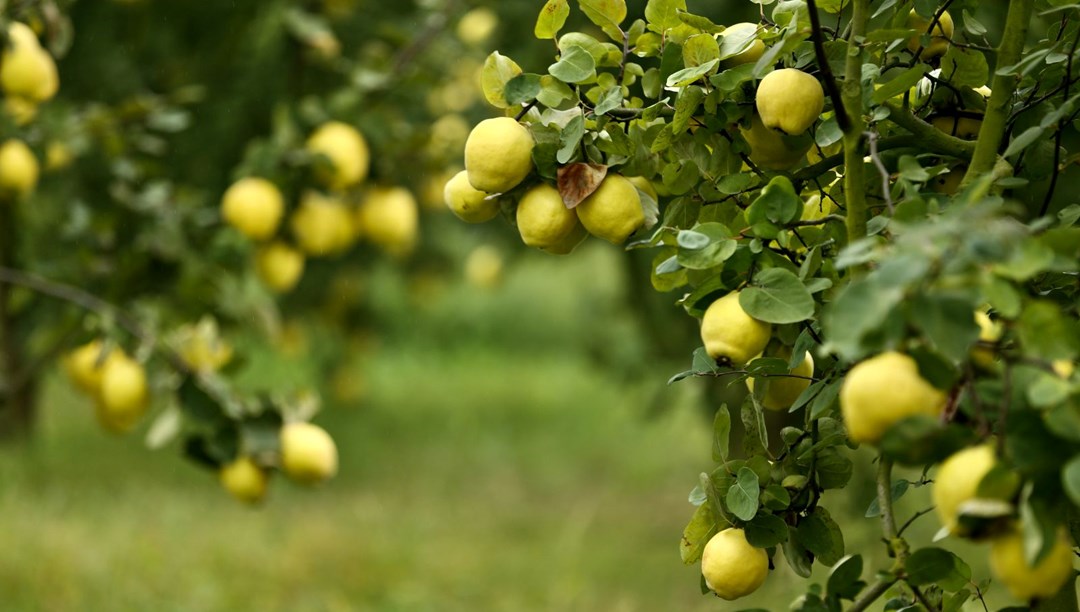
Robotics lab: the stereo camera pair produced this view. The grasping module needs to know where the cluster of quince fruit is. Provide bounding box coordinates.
[63,323,339,505]
[221,121,419,294]
[444,115,656,253]
[0,20,61,200]
[698,290,1077,601]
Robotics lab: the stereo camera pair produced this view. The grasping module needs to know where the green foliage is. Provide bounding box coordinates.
[457,0,1080,606]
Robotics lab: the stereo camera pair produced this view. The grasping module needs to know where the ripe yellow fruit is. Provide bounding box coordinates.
[290,191,356,256]
[456,7,499,46]
[444,169,498,223]
[1053,360,1076,379]
[701,528,769,600]
[972,310,1003,369]
[515,183,586,254]
[220,177,285,240]
[356,186,419,257]
[932,115,982,140]
[178,331,233,372]
[932,445,998,535]
[720,22,765,67]
[627,175,658,202]
[4,96,37,126]
[907,9,954,60]
[741,114,813,170]
[0,139,39,198]
[755,69,825,135]
[840,352,947,444]
[306,121,370,189]
[575,174,645,244]
[45,141,73,171]
[0,22,59,103]
[700,292,772,367]
[800,193,835,222]
[256,241,305,293]
[990,527,1075,601]
[280,422,338,485]
[748,351,815,411]
[219,456,269,504]
[63,340,117,394]
[464,245,503,290]
[96,352,149,433]
[464,117,535,194]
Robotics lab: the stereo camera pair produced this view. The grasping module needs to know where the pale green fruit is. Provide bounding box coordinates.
[515,183,585,254]
[220,456,269,504]
[96,352,149,434]
[720,22,765,67]
[0,139,39,197]
[444,169,498,223]
[840,352,947,444]
[220,177,284,240]
[755,69,825,135]
[701,528,769,600]
[741,114,813,170]
[907,9,954,59]
[356,186,419,257]
[700,292,772,367]
[575,174,644,244]
[464,117,534,194]
[256,242,305,293]
[306,121,370,189]
[932,445,998,535]
[280,422,339,485]
[990,527,1075,601]
[748,351,814,411]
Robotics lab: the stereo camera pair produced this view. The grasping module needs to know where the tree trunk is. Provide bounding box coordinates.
[0,200,35,439]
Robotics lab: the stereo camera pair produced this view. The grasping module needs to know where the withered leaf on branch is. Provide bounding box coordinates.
[557,162,607,209]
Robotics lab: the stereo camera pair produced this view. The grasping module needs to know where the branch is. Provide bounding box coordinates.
[849,577,899,612]
[881,101,977,159]
[1039,23,1079,216]
[0,266,194,377]
[962,0,1036,186]
[786,214,845,227]
[841,0,870,252]
[806,0,850,133]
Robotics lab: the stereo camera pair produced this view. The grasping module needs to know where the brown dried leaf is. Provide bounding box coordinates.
[557,163,608,209]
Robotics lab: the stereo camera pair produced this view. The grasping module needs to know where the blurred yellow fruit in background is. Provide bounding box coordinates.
[280,422,338,485]
[306,121,370,190]
[0,139,39,198]
[220,177,284,240]
[219,456,269,504]
[256,242,305,293]
[356,186,419,257]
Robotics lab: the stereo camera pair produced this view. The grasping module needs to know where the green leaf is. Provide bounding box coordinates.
[796,507,844,566]
[557,114,586,164]
[1017,300,1079,362]
[1004,126,1046,159]
[504,73,542,106]
[680,500,720,564]
[726,467,760,521]
[481,52,523,109]
[548,46,597,83]
[908,294,980,363]
[815,448,853,489]
[593,86,624,115]
[827,555,865,600]
[712,404,731,462]
[940,46,989,89]
[682,33,720,69]
[906,548,971,590]
[783,533,814,578]
[873,64,928,104]
[672,86,705,133]
[746,175,802,226]
[740,268,816,324]
[1063,455,1080,508]
[665,59,719,88]
[644,0,687,32]
[718,23,761,62]
[535,0,570,39]
[745,512,788,548]
[866,479,910,518]
[578,0,627,41]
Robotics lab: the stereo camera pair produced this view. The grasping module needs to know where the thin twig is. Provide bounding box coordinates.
[849,577,899,612]
[1039,22,1079,216]
[866,131,895,213]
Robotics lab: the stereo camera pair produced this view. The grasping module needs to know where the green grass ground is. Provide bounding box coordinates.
[0,242,1033,611]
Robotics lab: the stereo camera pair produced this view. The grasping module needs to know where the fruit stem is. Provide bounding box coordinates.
[841,0,869,253]
[961,0,1035,187]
